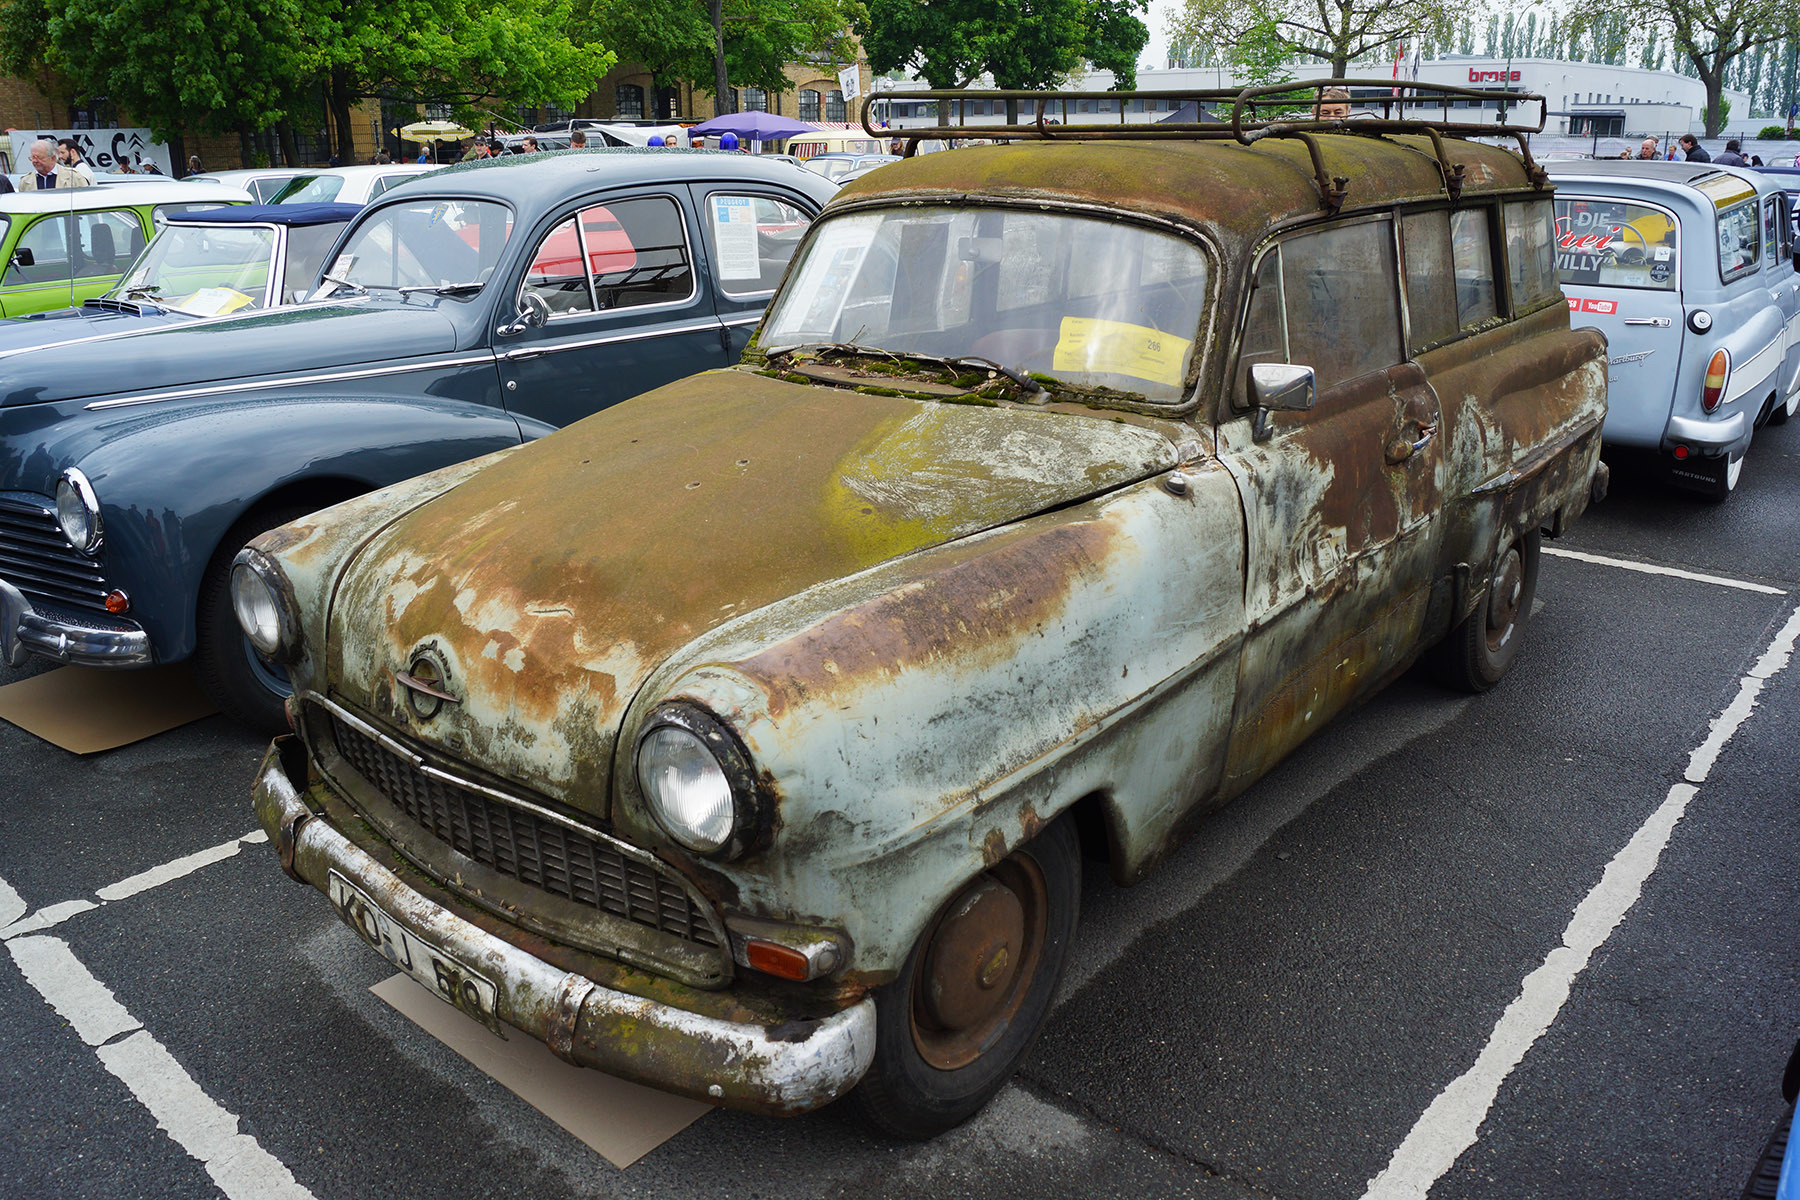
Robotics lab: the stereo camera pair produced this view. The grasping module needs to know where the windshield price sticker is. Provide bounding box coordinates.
[1053,316,1185,387]
[710,195,762,281]
[176,287,255,317]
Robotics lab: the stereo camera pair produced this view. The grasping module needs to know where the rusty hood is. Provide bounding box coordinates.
[324,368,1179,814]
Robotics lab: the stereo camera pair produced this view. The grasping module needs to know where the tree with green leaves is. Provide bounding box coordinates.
[1176,0,1448,79]
[858,0,1149,96]
[576,0,858,116]
[1574,0,1785,135]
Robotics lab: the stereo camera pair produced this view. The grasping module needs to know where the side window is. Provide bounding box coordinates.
[1504,199,1560,311]
[1450,209,1498,328]
[1233,248,1287,405]
[704,193,815,297]
[5,216,72,284]
[74,210,140,277]
[588,196,694,309]
[1281,218,1402,391]
[523,214,597,315]
[1762,196,1790,267]
[1401,211,1458,349]
[1719,200,1761,281]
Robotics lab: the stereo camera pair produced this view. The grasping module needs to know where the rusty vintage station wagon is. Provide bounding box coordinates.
[243,83,1608,1139]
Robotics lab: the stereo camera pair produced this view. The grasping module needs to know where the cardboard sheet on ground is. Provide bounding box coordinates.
[0,664,216,753]
[372,974,711,1167]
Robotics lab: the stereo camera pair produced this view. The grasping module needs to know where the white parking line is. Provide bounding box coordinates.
[6,925,317,1200]
[1360,602,1800,1200]
[0,830,265,941]
[1543,546,1788,595]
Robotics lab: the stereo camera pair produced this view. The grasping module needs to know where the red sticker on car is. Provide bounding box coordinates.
[1580,298,1617,314]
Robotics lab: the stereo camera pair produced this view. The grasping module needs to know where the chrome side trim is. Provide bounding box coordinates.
[497,317,724,361]
[720,313,764,327]
[85,351,498,411]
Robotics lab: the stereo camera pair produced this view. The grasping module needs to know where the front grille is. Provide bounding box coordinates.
[328,712,721,948]
[0,493,110,614]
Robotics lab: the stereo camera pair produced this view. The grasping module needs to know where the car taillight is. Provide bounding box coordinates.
[1701,349,1729,413]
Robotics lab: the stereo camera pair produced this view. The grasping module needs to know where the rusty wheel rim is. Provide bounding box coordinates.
[1486,543,1524,653]
[909,854,1049,1071]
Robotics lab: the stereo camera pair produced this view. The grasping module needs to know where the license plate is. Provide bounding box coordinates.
[328,871,504,1036]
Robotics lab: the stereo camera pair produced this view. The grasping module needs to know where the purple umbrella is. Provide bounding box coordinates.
[688,111,818,142]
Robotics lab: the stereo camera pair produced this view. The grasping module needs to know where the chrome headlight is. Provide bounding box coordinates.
[635,705,766,858]
[229,548,300,661]
[54,468,102,554]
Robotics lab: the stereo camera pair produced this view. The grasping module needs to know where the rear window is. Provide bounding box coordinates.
[1717,200,1761,281]
[1554,198,1678,291]
[1505,199,1560,309]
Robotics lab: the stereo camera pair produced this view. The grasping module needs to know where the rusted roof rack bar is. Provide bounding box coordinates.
[862,79,1546,145]
[861,79,1548,207]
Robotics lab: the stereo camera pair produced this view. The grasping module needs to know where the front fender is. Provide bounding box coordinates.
[10,394,526,661]
[615,467,1248,978]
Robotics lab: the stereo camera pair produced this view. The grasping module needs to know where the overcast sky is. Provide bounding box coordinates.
[1140,0,1182,70]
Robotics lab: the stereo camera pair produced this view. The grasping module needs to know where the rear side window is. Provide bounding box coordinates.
[1718,200,1761,281]
[1554,198,1678,291]
[1401,211,1457,349]
[1450,210,1498,327]
[1504,199,1560,310]
[704,193,813,297]
[1277,218,1402,391]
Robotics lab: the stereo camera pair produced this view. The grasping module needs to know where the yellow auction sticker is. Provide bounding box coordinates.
[1051,317,1186,387]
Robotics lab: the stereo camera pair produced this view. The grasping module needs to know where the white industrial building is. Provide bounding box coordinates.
[873,54,1759,142]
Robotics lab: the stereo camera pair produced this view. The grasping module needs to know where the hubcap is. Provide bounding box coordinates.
[911,856,1048,1069]
[1486,545,1523,652]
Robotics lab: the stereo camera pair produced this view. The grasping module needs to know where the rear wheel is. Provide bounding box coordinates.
[194,505,315,734]
[1432,530,1541,693]
[853,817,1080,1140]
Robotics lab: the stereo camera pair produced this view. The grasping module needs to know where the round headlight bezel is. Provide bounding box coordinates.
[229,548,301,662]
[54,467,102,555]
[634,703,768,860]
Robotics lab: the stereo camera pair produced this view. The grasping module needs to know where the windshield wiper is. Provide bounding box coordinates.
[317,273,367,296]
[122,283,162,299]
[397,281,484,297]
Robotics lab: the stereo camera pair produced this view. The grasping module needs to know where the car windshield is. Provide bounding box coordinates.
[324,199,513,293]
[110,224,278,314]
[1554,198,1679,291]
[271,175,344,204]
[804,157,856,181]
[761,206,1210,402]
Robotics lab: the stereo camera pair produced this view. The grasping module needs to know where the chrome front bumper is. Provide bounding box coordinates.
[0,576,152,668]
[252,736,877,1117]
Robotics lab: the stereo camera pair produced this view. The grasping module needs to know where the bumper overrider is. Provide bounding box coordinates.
[0,575,152,668]
[251,735,877,1116]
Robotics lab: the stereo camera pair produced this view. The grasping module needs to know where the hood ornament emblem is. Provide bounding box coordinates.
[393,652,459,721]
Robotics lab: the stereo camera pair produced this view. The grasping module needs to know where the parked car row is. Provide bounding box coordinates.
[2,98,1789,1145]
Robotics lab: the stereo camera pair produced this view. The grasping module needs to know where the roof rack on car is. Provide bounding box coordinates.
[861,79,1548,212]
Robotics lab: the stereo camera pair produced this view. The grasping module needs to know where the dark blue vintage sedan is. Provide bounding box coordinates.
[0,150,836,728]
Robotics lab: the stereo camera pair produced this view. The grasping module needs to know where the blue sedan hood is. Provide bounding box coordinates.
[0,302,463,408]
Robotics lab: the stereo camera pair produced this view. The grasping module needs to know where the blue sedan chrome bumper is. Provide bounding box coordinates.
[0,576,152,668]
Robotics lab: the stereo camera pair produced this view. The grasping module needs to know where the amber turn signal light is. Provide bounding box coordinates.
[1701,349,1729,413]
[103,590,129,614]
[745,939,812,981]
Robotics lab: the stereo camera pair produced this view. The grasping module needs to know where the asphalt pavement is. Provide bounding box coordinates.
[1,420,1796,1200]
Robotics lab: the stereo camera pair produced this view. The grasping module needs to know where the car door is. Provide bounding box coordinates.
[0,207,142,316]
[497,191,730,430]
[1215,215,1444,792]
[1553,192,1687,447]
[1761,190,1800,407]
[687,183,824,357]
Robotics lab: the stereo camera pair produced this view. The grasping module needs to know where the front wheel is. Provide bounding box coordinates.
[852,817,1080,1140]
[1431,530,1541,693]
[194,505,315,734]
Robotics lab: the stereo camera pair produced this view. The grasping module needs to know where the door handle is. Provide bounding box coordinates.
[1622,317,1671,327]
[1384,422,1436,465]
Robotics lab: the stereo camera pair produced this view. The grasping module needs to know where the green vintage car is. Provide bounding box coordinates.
[0,182,252,316]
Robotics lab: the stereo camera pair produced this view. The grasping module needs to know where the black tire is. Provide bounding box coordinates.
[852,817,1081,1140]
[1432,530,1541,693]
[194,505,315,735]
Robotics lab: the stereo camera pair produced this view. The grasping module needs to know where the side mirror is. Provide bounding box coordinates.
[10,247,34,269]
[1249,363,1315,442]
[497,289,550,337]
